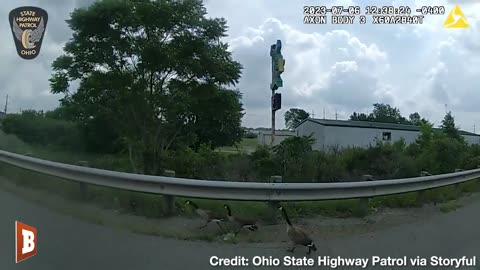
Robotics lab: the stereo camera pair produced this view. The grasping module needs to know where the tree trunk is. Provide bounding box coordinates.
[142,150,154,175]
[142,149,165,175]
[128,143,138,173]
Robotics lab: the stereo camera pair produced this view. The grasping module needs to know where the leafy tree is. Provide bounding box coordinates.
[440,111,463,141]
[44,105,122,153]
[350,112,370,121]
[369,103,408,124]
[409,112,421,125]
[1,110,83,150]
[419,136,465,174]
[284,108,310,129]
[409,112,432,126]
[273,135,315,178]
[250,145,277,180]
[350,104,409,124]
[416,120,434,148]
[419,118,433,127]
[49,0,243,174]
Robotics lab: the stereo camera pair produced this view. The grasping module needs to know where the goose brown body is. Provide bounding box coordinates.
[185,200,226,232]
[279,206,317,254]
[223,204,258,232]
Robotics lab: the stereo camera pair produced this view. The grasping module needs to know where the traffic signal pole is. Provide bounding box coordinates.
[271,88,275,146]
[270,40,284,146]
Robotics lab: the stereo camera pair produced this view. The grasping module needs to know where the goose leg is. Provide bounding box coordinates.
[286,246,296,252]
[307,242,317,254]
[198,221,209,229]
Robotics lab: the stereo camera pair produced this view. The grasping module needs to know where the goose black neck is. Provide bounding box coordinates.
[226,206,232,216]
[281,208,292,225]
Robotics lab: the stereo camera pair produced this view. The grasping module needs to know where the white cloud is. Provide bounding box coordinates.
[0,0,479,133]
[227,17,393,127]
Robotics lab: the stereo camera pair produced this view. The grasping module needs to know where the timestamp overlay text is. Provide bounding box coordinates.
[303,5,447,25]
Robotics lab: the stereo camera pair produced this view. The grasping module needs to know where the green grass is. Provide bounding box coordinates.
[218,138,258,154]
[239,138,258,148]
[440,200,462,213]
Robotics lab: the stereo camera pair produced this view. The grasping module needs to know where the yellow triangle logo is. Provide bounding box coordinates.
[443,5,469,28]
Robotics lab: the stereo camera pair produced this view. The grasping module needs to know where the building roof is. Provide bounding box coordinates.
[298,118,480,137]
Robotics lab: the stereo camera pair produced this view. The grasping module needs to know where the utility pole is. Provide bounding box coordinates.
[271,89,275,145]
[335,109,338,120]
[311,110,315,118]
[269,40,285,145]
[4,94,8,114]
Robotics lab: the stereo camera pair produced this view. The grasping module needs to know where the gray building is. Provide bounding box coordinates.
[296,118,480,151]
[257,130,296,146]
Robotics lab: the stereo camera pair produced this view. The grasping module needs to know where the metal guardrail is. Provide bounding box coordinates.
[1,149,480,201]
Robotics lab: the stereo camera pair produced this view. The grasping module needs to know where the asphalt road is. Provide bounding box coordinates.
[1,188,479,270]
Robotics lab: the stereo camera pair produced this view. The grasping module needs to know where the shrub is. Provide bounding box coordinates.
[250,146,278,181]
[244,132,257,139]
[1,111,84,151]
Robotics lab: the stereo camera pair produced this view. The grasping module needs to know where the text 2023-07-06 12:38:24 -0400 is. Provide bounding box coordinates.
[302,5,458,25]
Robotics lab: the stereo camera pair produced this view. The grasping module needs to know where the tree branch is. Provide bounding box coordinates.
[165,128,182,151]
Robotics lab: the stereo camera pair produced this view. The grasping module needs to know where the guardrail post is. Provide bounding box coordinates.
[420,171,432,176]
[268,175,282,223]
[77,161,89,200]
[163,170,176,216]
[454,169,464,196]
[361,175,374,213]
[417,171,431,205]
[478,165,480,186]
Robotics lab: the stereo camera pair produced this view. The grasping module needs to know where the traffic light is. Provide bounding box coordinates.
[270,40,284,90]
[276,57,285,73]
[272,93,281,111]
[271,74,283,90]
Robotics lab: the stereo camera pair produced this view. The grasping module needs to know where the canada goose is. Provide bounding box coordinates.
[278,205,317,254]
[185,200,226,233]
[223,204,258,234]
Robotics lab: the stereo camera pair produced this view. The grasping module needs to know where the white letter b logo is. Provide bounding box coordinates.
[22,229,35,254]
[15,221,37,263]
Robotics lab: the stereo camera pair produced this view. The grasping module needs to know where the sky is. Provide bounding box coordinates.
[0,0,479,132]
